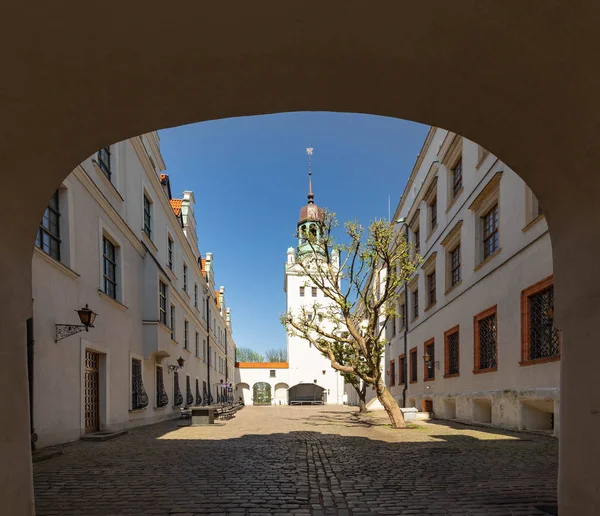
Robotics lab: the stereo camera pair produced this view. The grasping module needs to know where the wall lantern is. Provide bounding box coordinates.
[168,356,185,374]
[545,305,554,320]
[423,353,440,369]
[55,304,98,342]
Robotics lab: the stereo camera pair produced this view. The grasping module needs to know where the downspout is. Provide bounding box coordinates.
[224,328,228,402]
[206,295,211,405]
[401,280,409,409]
[27,317,37,451]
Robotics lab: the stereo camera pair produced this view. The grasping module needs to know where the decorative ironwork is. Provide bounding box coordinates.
[132,359,149,409]
[483,204,499,259]
[185,376,194,406]
[447,331,460,375]
[425,343,436,379]
[202,382,208,406]
[156,367,169,408]
[528,286,559,360]
[173,372,183,406]
[84,350,100,433]
[55,324,87,343]
[195,379,202,405]
[478,313,497,370]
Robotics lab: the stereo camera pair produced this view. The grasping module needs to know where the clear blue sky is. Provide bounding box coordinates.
[159,112,428,355]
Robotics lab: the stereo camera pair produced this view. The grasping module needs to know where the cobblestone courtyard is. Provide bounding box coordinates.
[33,406,557,515]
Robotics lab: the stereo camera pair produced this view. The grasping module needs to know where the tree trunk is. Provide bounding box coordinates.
[377,382,406,428]
[358,383,367,412]
[358,397,367,412]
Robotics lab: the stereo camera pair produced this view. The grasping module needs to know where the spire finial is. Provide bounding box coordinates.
[306,147,314,204]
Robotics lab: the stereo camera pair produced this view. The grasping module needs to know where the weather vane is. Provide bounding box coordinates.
[306,147,313,176]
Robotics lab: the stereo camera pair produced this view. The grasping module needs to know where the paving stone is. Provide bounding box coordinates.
[34,406,557,515]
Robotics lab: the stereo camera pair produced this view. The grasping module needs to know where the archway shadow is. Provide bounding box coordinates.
[33,419,557,515]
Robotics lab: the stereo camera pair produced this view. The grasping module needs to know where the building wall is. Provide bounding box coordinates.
[386,128,558,435]
[32,134,237,448]
[235,365,290,405]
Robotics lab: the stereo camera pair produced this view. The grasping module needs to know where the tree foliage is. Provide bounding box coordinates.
[281,210,417,428]
[265,348,288,362]
[236,347,264,363]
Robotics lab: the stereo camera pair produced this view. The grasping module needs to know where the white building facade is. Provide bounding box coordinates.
[236,175,345,405]
[31,132,236,449]
[386,127,558,435]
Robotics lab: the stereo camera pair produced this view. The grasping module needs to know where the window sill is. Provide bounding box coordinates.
[424,377,435,382]
[475,150,490,169]
[424,302,436,313]
[92,160,124,202]
[409,380,418,385]
[444,280,462,296]
[182,290,190,299]
[171,339,178,346]
[519,355,560,366]
[183,347,192,354]
[142,231,158,253]
[473,366,497,375]
[443,373,459,379]
[522,214,545,233]
[33,247,80,280]
[474,248,501,272]
[154,406,168,410]
[446,188,463,213]
[128,407,147,413]
[98,290,129,311]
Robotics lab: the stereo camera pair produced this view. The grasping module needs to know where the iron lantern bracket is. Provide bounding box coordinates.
[55,324,88,343]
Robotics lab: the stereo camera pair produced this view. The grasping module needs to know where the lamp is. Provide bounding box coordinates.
[168,356,185,374]
[545,305,554,320]
[423,353,440,369]
[55,304,98,342]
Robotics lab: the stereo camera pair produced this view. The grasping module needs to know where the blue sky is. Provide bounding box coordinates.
[159,112,429,355]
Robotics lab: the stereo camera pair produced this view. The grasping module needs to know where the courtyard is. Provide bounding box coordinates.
[33,406,557,515]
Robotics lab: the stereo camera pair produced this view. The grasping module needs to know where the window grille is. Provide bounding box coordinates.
[477,312,497,370]
[195,378,202,405]
[410,349,417,382]
[36,190,60,260]
[446,330,460,375]
[186,376,194,406]
[103,237,117,299]
[143,195,152,238]
[528,286,559,360]
[452,160,463,198]
[173,371,183,406]
[202,381,208,406]
[390,361,396,386]
[156,367,168,407]
[451,245,461,286]
[98,147,111,181]
[131,359,149,409]
[483,204,499,259]
[425,342,435,380]
[399,356,406,384]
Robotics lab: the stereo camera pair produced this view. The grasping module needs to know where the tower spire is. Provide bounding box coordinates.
[306,146,314,204]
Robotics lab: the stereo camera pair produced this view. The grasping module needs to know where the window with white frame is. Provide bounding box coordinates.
[424,176,438,237]
[441,220,462,292]
[102,236,117,299]
[470,172,502,266]
[36,190,61,261]
[159,281,167,324]
[195,331,200,358]
[143,193,152,239]
[183,263,188,292]
[98,146,111,182]
[167,236,173,269]
[184,320,189,350]
[525,185,544,228]
[439,134,463,207]
[170,304,176,340]
[194,284,198,308]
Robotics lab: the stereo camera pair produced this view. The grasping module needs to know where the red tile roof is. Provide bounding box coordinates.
[169,199,183,216]
[215,290,220,309]
[236,362,289,369]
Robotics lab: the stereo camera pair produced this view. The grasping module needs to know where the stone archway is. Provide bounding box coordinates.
[253,382,272,406]
[289,384,326,405]
[2,3,600,514]
[236,383,251,405]
[274,382,289,405]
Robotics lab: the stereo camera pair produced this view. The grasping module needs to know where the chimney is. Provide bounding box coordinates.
[205,252,213,283]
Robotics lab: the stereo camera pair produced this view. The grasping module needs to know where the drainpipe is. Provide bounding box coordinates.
[206,294,211,405]
[401,280,409,409]
[27,317,37,451]
[225,328,228,403]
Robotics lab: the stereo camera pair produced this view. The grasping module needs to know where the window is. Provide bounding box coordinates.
[474,306,498,373]
[482,204,499,259]
[521,276,560,364]
[195,331,200,358]
[389,360,396,386]
[412,288,419,319]
[159,281,167,324]
[399,302,406,330]
[390,316,396,338]
[450,245,461,286]
[184,320,189,350]
[167,237,173,269]
[399,354,406,385]
[452,159,463,199]
[429,196,437,231]
[36,190,60,260]
[312,287,317,297]
[143,194,152,239]
[102,237,117,299]
[414,228,420,257]
[410,347,418,383]
[98,146,111,181]
[194,284,198,308]
[270,369,276,378]
[444,326,460,377]
[300,286,305,297]
[427,270,436,308]
[525,186,544,228]
[156,366,168,407]
[424,339,435,381]
[170,305,176,340]
[173,371,183,406]
[131,358,148,410]
[186,376,194,406]
[183,263,188,292]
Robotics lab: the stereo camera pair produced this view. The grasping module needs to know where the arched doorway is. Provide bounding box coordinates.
[252,383,272,405]
[289,383,325,405]
[274,383,289,405]
[236,383,251,405]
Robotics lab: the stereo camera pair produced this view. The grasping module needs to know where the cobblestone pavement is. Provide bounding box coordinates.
[33,406,557,515]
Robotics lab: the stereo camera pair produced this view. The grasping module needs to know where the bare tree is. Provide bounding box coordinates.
[281,210,416,428]
[265,348,288,362]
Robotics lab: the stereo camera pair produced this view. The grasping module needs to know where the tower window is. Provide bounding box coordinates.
[312,287,317,297]
[300,286,305,297]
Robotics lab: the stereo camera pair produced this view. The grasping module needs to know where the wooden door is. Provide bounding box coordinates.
[84,350,100,433]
